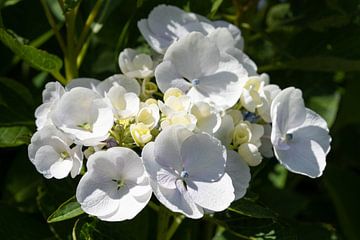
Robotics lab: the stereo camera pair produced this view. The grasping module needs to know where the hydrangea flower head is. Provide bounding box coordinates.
[271,87,331,177]
[76,147,152,221]
[142,125,236,218]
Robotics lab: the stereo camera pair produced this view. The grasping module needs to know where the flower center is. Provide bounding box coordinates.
[112,178,126,190]
[180,170,189,179]
[60,151,69,159]
[78,122,93,132]
[285,133,293,142]
[191,79,200,86]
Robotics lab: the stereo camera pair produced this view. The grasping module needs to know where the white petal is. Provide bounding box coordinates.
[98,185,150,221]
[137,19,168,54]
[76,172,120,217]
[157,168,177,189]
[181,133,226,182]
[154,126,192,172]
[225,48,257,76]
[155,61,192,93]
[238,143,263,166]
[271,87,306,134]
[70,145,83,178]
[33,145,62,178]
[214,114,234,147]
[97,74,141,96]
[211,20,244,50]
[65,78,100,91]
[163,32,220,80]
[259,124,274,158]
[187,173,235,211]
[225,150,251,200]
[50,159,73,179]
[274,138,326,178]
[207,28,236,52]
[42,81,65,103]
[141,142,161,180]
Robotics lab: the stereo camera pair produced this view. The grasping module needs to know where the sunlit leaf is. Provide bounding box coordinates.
[228,198,278,219]
[0,28,63,74]
[0,126,31,147]
[47,196,84,223]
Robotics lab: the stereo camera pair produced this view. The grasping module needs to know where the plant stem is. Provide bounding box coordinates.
[157,207,171,240]
[64,4,79,81]
[51,71,67,85]
[40,0,66,54]
[76,0,103,55]
[165,215,185,240]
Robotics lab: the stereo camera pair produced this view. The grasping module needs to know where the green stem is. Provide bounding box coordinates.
[157,207,171,240]
[141,77,150,100]
[64,4,79,81]
[76,0,104,55]
[40,0,66,54]
[148,201,160,212]
[51,71,67,85]
[165,215,185,240]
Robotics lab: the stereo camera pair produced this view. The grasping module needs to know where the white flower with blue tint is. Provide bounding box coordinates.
[51,87,114,146]
[271,87,331,178]
[28,125,83,179]
[106,84,140,120]
[119,48,154,79]
[76,147,152,221]
[35,81,65,129]
[137,5,243,54]
[155,32,247,110]
[142,125,235,219]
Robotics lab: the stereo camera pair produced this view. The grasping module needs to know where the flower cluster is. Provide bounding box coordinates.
[28,5,331,221]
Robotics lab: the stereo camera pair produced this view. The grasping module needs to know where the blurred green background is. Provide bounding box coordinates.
[0,0,359,239]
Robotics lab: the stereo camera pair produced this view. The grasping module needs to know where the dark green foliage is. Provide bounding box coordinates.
[0,0,359,239]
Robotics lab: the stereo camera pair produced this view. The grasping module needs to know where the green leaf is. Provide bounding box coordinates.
[209,0,223,18]
[212,213,296,239]
[268,164,288,189]
[0,28,62,73]
[228,198,278,219]
[0,126,31,147]
[308,91,341,128]
[47,196,84,223]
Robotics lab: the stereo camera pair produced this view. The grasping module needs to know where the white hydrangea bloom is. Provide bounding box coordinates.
[106,84,140,120]
[119,48,154,79]
[96,74,141,96]
[51,87,114,146]
[35,81,65,129]
[158,88,197,131]
[225,150,251,200]
[130,123,153,147]
[191,101,221,134]
[233,121,264,166]
[28,125,83,179]
[65,78,100,91]
[76,147,152,221]
[271,87,331,178]
[136,101,160,129]
[257,83,281,123]
[214,114,235,147]
[137,4,243,54]
[155,32,248,110]
[142,126,235,219]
